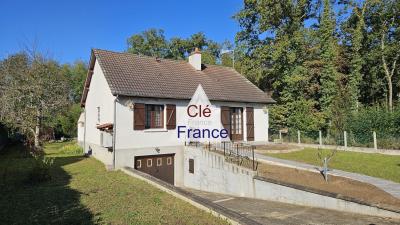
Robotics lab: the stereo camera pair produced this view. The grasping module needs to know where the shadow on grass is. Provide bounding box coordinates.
[0,144,98,225]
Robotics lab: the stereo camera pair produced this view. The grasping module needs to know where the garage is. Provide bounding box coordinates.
[134,154,175,185]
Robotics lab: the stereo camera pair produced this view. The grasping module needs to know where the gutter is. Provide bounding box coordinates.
[112,95,119,170]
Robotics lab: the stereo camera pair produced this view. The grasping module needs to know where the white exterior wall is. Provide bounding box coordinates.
[82,60,270,175]
[114,97,269,150]
[83,60,115,165]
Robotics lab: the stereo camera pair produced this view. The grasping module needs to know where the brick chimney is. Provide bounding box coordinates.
[188,47,202,71]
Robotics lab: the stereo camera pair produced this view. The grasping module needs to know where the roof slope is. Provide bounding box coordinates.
[82,49,274,105]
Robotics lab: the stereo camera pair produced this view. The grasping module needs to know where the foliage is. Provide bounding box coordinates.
[127,28,228,65]
[346,106,400,146]
[0,52,69,149]
[235,0,400,139]
[28,151,54,183]
[58,143,83,155]
[54,103,82,138]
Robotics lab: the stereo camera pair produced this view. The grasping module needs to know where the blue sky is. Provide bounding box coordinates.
[0,0,243,64]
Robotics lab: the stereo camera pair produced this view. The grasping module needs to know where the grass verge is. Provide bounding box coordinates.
[264,148,400,183]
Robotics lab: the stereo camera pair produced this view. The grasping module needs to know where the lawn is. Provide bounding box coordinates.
[264,148,400,183]
[0,141,228,225]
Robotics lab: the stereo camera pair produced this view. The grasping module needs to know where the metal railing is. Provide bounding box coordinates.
[185,141,258,171]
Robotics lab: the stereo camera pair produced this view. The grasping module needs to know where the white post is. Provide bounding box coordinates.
[373,131,377,150]
[279,130,282,141]
[297,130,301,144]
[344,131,347,150]
[319,130,322,146]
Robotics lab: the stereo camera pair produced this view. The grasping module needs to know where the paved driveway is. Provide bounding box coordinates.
[188,189,400,225]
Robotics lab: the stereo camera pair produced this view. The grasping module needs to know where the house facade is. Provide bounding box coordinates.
[78,48,274,186]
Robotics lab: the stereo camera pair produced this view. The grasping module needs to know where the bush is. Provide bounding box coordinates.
[28,152,54,184]
[346,106,400,149]
[59,143,83,155]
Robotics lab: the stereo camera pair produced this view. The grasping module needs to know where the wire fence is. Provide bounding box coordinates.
[269,129,400,150]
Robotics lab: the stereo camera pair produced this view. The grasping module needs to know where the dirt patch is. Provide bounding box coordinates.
[255,144,303,153]
[258,163,400,210]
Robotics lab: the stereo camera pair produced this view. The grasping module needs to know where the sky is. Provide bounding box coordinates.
[0,0,243,64]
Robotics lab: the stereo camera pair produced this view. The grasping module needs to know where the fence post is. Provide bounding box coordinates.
[297,130,301,144]
[279,130,282,142]
[373,131,377,150]
[319,130,322,146]
[344,131,347,150]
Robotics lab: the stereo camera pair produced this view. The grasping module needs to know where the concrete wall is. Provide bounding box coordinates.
[183,146,256,197]
[253,177,400,219]
[181,147,399,219]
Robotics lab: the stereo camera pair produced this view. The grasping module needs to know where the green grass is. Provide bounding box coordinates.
[0,142,228,225]
[264,148,400,183]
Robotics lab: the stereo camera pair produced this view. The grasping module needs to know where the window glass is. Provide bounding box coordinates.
[145,105,164,129]
[147,159,152,167]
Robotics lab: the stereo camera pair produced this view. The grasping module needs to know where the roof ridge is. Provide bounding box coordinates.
[92,48,190,64]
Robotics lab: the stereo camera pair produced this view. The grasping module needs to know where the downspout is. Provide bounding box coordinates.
[83,108,87,152]
[112,95,119,170]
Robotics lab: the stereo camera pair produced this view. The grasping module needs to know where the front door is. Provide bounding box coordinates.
[230,107,243,141]
[134,154,175,185]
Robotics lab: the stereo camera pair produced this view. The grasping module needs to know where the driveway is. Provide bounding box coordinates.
[188,189,400,225]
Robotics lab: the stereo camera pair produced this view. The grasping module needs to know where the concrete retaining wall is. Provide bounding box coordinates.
[184,147,256,197]
[182,147,400,219]
[254,177,400,219]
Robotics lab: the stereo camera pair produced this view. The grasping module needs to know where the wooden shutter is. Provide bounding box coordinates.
[221,106,230,134]
[246,107,254,141]
[134,103,145,130]
[166,104,176,129]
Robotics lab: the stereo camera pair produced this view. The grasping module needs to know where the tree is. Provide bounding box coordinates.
[127,28,169,58]
[0,51,68,149]
[61,61,87,103]
[347,1,367,110]
[319,0,340,114]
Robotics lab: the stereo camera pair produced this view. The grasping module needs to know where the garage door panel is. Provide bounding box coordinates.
[135,154,174,185]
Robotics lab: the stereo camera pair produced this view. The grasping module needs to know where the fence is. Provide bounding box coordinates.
[269,129,400,150]
[186,141,258,171]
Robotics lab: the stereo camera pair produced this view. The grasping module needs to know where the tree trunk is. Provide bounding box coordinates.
[34,109,42,150]
[388,79,393,112]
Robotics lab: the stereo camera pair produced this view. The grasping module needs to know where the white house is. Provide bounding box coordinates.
[78,48,274,186]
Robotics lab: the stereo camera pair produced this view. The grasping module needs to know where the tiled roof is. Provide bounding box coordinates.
[82,49,275,105]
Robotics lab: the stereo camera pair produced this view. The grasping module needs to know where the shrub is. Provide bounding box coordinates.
[28,152,54,184]
[59,144,83,155]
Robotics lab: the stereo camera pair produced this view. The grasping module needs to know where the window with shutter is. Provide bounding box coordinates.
[246,107,254,141]
[166,104,176,130]
[221,106,231,136]
[134,103,145,130]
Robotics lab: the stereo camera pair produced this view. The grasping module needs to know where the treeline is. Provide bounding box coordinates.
[0,51,86,149]
[234,0,400,140]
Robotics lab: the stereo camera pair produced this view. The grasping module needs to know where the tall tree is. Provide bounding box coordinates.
[347,1,367,110]
[319,0,339,114]
[127,28,169,58]
[0,52,68,149]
